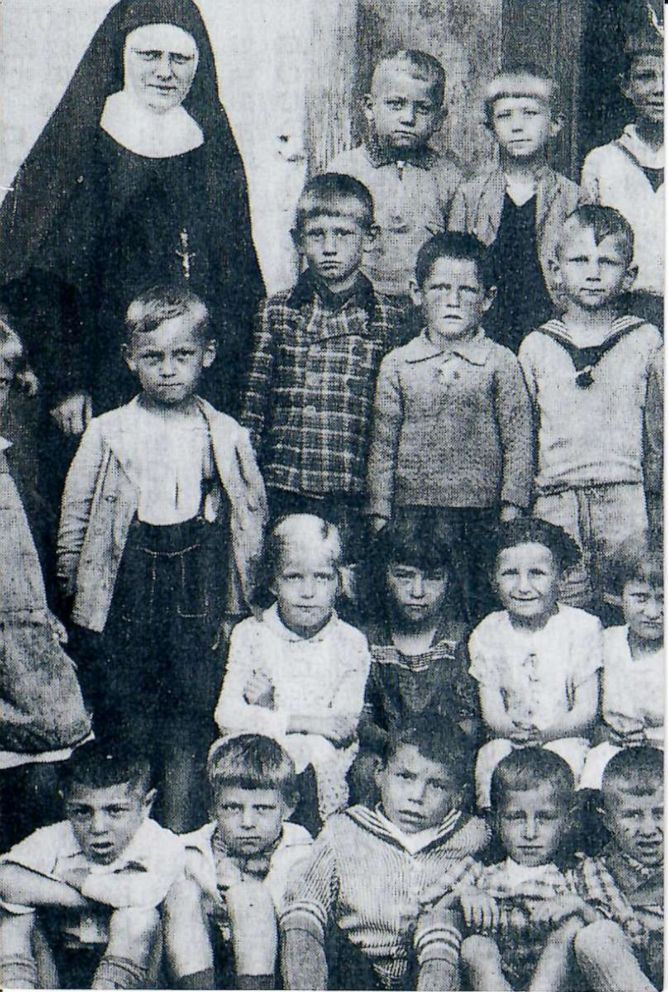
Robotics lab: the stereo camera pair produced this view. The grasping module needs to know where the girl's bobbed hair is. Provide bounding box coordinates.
[491,518,581,574]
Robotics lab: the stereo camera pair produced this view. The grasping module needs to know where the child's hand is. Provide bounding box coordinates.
[530,895,594,926]
[50,392,92,436]
[458,889,500,932]
[243,670,274,708]
[318,713,356,746]
[59,867,90,891]
[499,503,522,522]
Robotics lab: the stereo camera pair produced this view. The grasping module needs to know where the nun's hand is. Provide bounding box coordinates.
[50,392,92,436]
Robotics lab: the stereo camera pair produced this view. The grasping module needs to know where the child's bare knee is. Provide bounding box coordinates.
[575,919,627,965]
[226,880,276,925]
[461,934,499,967]
[108,906,161,956]
[0,911,36,956]
[226,881,278,975]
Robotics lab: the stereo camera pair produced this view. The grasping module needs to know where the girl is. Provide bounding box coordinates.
[469,518,602,808]
[580,538,663,790]
[215,515,370,822]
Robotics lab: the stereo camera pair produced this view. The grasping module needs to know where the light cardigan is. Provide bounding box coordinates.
[57,396,267,632]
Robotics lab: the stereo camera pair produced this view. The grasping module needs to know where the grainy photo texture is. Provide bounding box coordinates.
[0,0,663,989]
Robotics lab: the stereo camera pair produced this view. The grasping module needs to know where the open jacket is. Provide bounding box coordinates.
[57,397,267,633]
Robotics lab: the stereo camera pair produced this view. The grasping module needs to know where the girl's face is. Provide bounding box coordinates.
[386,562,448,627]
[271,540,339,638]
[124,23,199,114]
[494,542,561,626]
[623,579,664,643]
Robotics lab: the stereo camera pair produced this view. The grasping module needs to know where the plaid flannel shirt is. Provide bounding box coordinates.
[242,270,405,496]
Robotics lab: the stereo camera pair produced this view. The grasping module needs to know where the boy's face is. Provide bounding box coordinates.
[271,539,338,637]
[497,782,568,867]
[412,256,494,344]
[386,562,449,627]
[296,209,370,291]
[375,743,460,833]
[124,314,215,406]
[602,783,663,867]
[124,23,198,114]
[214,786,291,857]
[491,95,559,159]
[623,55,664,126]
[64,782,154,865]
[623,579,664,642]
[364,64,444,152]
[555,224,634,309]
[495,542,561,624]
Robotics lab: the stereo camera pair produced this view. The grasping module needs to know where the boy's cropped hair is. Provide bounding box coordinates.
[415,231,494,290]
[58,739,152,796]
[207,734,298,807]
[560,205,635,265]
[490,747,575,811]
[483,61,562,125]
[255,513,342,598]
[492,518,582,574]
[601,745,663,797]
[604,532,663,597]
[294,173,375,234]
[124,284,211,341]
[372,49,447,108]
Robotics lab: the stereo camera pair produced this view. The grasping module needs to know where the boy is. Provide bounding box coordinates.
[57,286,267,831]
[329,50,463,302]
[450,63,580,352]
[0,741,184,990]
[367,232,533,620]
[519,206,663,608]
[242,173,404,559]
[280,718,489,991]
[164,735,313,990]
[573,747,663,992]
[581,26,664,328]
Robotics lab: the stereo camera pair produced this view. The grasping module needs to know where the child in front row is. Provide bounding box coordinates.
[580,540,663,790]
[519,205,663,609]
[0,742,185,990]
[281,719,489,991]
[450,62,580,352]
[470,519,602,808]
[165,735,313,990]
[572,747,663,992]
[367,231,533,621]
[215,515,370,825]
[58,286,267,832]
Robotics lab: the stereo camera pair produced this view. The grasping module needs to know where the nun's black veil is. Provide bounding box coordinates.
[0,0,264,413]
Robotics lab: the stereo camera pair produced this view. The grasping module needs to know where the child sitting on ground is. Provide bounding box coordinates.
[572,747,663,992]
[58,286,267,831]
[452,749,595,991]
[329,49,463,304]
[242,172,404,562]
[450,62,580,352]
[469,519,602,808]
[215,515,370,824]
[165,735,313,990]
[349,512,479,806]
[0,741,184,990]
[367,231,533,621]
[580,540,663,791]
[281,718,489,991]
[519,205,663,609]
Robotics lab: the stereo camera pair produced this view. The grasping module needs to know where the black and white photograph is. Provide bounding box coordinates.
[0,0,663,988]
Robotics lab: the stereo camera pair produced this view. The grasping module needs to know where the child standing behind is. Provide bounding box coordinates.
[450,63,580,352]
[519,206,663,608]
[329,50,463,304]
[215,516,370,823]
[58,286,267,831]
[367,232,533,620]
[242,174,404,560]
[470,519,602,808]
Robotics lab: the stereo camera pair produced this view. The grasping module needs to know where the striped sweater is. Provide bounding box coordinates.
[281,804,489,988]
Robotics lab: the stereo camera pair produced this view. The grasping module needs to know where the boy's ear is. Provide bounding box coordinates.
[409,277,423,308]
[547,255,562,287]
[362,93,375,128]
[482,285,497,312]
[549,114,565,139]
[364,224,379,249]
[623,263,638,292]
[142,788,158,816]
[203,339,216,369]
[372,754,386,792]
[122,343,136,373]
[291,227,304,254]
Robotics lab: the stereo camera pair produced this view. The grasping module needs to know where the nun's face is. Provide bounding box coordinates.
[124,23,198,113]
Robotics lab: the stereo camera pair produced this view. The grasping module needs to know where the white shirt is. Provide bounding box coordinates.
[468,605,603,731]
[601,625,664,742]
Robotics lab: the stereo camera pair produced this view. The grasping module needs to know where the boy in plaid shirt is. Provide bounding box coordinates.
[242,173,406,559]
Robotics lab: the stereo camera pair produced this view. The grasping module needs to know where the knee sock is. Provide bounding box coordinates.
[236,973,274,989]
[176,968,215,989]
[0,954,39,989]
[92,954,149,990]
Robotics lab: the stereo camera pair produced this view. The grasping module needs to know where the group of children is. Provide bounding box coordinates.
[0,26,663,992]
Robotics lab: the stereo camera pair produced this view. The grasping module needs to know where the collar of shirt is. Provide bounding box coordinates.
[619,125,664,169]
[287,267,376,319]
[364,135,437,170]
[58,818,154,876]
[346,803,462,854]
[538,315,646,350]
[499,856,563,888]
[605,846,663,891]
[404,328,491,366]
[262,601,338,643]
